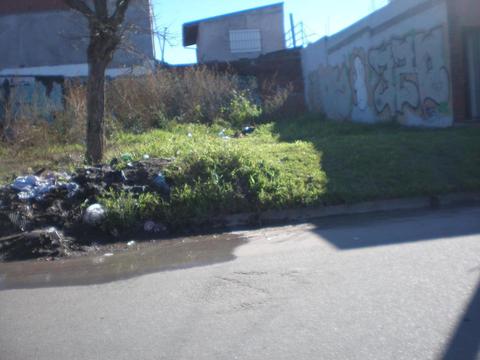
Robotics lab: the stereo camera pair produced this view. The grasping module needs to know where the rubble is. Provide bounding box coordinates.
[0,157,173,261]
[0,227,74,261]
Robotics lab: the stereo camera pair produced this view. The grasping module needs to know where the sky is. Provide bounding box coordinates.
[150,0,390,64]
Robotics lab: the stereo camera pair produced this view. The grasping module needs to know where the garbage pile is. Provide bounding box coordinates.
[0,157,172,261]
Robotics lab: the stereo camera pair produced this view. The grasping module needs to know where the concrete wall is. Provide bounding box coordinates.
[196,4,285,63]
[0,0,154,70]
[302,0,453,127]
[0,76,64,121]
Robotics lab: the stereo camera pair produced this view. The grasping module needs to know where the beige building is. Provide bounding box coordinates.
[183,3,286,64]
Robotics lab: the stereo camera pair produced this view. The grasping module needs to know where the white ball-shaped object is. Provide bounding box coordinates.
[83,204,106,226]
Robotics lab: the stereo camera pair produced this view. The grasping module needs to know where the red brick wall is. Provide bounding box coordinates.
[168,49,306,115]
[447,0,480,122]
[0,0,68,15]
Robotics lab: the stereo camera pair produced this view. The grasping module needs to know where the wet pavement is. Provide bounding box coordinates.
[0,233,245,290]
[0,206,479,360]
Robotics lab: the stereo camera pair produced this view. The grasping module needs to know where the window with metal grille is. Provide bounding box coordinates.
[229,29,262,53]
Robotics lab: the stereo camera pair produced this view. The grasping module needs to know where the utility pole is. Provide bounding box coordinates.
[160,27,167,63]
[300,22,305,46]
[289,13,297,48]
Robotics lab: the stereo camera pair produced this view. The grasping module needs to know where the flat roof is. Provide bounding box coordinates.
[183,2,284,47]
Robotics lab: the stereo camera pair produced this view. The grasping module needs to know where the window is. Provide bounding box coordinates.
[229,29,262,53]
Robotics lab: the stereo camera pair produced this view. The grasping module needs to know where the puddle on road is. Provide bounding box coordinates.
[0,233,246,290]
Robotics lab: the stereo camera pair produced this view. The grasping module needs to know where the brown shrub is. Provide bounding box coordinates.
[0,67,293,146]
[52,80,87,143]
[106,67,246,130]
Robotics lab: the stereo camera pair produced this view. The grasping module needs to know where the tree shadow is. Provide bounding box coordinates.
[303,205,480,359]
[443,280,480,359]
[270,115,480,208]
[306,206,480,250]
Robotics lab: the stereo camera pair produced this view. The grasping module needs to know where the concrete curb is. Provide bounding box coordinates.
[221,192,480,228]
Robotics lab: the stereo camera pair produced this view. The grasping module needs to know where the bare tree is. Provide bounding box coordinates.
[63,0,131,164]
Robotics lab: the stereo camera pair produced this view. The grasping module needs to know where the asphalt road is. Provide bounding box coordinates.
[1,206,479,360]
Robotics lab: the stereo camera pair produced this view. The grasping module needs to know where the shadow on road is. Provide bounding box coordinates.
[305,206,480,359]
[307,206,480,250]
[443,279,480,360]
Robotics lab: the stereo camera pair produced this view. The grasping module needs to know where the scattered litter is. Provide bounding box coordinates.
[187,133,193,138]
[7,211,30,232]
[83,204,106,226]
[103,253,114,257]
[109,228,120,238]
[46,227,63,243]
[218,129,230,140]
[144,220,156,232]
[11,174,79,201]
[0,156,174,258]
[104,170,127,185]
[153,173,170,196]
[65,182,80,198]
[143,154,150,160]
[127,240,136,247]
[154,223,167,233]
[11,175,37,192]
[144,220,167,233]
[121,153,133,162]
[242,126,256,135]
[12,175,53,200]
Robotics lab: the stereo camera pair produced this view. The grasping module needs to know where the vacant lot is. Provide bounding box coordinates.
[1,116,479,228]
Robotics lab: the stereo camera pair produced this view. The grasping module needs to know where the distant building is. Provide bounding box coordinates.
[183,3,285,64]
[0,0,155,77]
[0,0,155,121]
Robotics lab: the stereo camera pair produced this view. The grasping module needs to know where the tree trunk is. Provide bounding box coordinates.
[85,58,108,164]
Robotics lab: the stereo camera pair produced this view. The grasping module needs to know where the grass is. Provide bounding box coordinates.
[0,142,84,182]
[103,122,326,228]
[272,116,480,202]
[1,115,480,230]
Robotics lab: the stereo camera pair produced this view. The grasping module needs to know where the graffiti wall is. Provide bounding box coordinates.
[0,76,64,122]
[302,0,453,127]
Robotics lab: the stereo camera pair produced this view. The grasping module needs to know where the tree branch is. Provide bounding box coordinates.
[94,0,108,20]
[63,0,95,19]
[110,0,132,27]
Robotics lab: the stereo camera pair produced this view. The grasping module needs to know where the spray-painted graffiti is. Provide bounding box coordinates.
[305,25,452,127]
[317,64,352,120]
[370,33,420,117]
[415,28,450,123]
[0,76,64,122]
[352,55,368,110]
